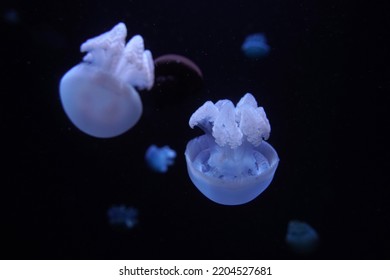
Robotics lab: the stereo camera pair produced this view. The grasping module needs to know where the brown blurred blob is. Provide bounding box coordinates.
[150,54,204,104]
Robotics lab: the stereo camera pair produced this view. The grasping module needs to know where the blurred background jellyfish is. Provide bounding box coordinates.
[3,8,20,25]
[241,33,270,58]
[150,54,203,105]
[107,205,138,229]
[285,220,319,254]
[145,145,176,173]
[59,22,154,138]
[185,93,279,205]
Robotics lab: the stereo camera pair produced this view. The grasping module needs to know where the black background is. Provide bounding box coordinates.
[2,0,387,259]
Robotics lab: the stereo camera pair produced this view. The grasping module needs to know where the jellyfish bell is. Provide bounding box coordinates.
[150,54,203,105]
[185,93,279,205]
[60,64,143,138]
[185,137,279,205]
[59,22,154,138]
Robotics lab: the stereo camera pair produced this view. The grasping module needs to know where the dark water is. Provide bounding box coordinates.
[2,0,387,259]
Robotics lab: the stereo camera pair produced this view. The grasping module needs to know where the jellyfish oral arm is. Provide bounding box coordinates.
[189,93,270,148]
[80,22,154,90]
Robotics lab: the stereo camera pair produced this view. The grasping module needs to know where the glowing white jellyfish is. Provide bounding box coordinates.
[145,145,176,173]
[59,23,154,138]
[185,93,279,205]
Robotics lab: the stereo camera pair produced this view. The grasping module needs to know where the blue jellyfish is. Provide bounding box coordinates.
[285,220,319,254]
[145,145,176,173]
[241,33,270,58]
[59,23,154,138]
[185,93,279,205]
[107,205,138,229]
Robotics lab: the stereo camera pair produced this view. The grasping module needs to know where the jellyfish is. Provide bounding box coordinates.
[241,33,270,58]
[153,54,203,95]
[59,22,154,138]
[107,205,138,229]
[145,145,176,173]
[285,220,319,254]
[185,93,279,205]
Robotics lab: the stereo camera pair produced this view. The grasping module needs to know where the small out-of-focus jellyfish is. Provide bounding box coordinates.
[59,22,154,138]
[185,93,279,205]
[241,33,270,58]
[107,205,138,229]
[145,145,176,173]
[151,54,203,105]
[285,220,319,254]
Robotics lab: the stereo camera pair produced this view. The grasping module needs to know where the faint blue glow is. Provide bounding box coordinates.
[3,8,20,24]
[107,205,138,229]
[285,220,319,254]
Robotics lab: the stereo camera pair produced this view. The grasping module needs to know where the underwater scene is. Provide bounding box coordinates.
[2,0,387,259]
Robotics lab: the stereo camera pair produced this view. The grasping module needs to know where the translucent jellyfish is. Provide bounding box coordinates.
[241,33,270,58]
[185,93,279,205]
[59,23,154,138]
[285,220,319,254]
[145,145,176,173]
[107,205,138,229]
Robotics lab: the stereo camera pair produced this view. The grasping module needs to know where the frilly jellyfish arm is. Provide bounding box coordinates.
[189,101,219,134]
[80,23,154,90]
[185,93,279,205]
[189,94,270,148]
[59,22,154,138]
